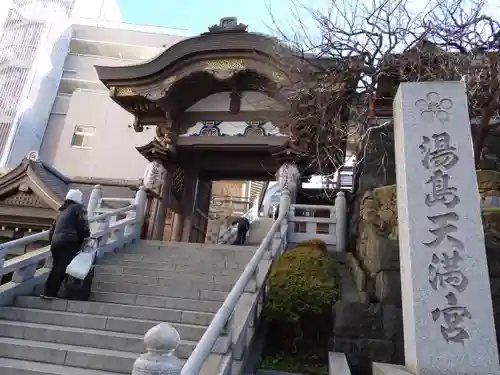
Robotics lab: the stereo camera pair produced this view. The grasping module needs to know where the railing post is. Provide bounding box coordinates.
[335,191,347,252]
[132,323,183,375]
[134,185,147,238]
[87,185,103,217]
[278,188,291,252]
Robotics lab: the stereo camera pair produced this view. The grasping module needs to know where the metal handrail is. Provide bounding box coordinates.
[181,205,287,375]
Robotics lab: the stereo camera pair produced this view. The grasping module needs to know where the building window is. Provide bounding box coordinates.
[71,126,95,149]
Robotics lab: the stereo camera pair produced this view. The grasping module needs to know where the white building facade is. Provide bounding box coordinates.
[0,0,125,171]
[0,0,188,176]
[38,20,187,180]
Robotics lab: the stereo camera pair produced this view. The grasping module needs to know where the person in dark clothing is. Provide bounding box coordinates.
[274,205,279,220]
[235,217,250,245]
[41,189,90,300]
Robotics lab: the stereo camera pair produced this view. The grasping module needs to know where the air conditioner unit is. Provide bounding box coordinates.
[27,151,38,161]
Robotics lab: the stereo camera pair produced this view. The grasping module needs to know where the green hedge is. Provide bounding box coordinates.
[261,239,337,374]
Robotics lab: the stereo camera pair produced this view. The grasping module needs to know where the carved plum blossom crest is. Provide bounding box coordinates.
[415,92,454,123]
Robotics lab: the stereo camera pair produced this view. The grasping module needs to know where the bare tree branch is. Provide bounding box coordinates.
[267,0,500,196]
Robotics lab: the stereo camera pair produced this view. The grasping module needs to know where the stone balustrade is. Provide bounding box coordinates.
[132,188,293,375]
[287,192,347,252]
[0,185,147,306]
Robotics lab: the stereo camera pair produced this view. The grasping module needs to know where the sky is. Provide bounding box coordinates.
[116,0,499,39]
[117,0,286,35]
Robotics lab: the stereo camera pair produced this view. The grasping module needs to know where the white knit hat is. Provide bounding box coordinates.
[65,189,83,204]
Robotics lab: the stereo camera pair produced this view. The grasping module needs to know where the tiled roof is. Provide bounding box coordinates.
[29,160,71,202]
[1,158,138,209]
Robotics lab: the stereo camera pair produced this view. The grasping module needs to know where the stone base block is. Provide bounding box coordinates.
[347,253,366,293]
[372,363,412,375]
[329,352,351,375]
[361,224,400,276]
[375,271,401,305]
[333,301,403,341]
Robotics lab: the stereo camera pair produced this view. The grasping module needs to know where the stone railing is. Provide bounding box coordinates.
[0,185,147,305]
[482,196,500,213]
[132,188,292,375]
[287,191,347,252]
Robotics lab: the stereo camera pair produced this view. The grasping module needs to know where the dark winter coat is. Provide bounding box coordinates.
[49,200,90,246]
[236,217,250,231]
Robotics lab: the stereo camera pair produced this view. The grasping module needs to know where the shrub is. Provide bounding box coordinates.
[295,239,328,254]
[265,244,336,323]
[263,239,337,358]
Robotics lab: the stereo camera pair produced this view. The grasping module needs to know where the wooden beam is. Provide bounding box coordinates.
[176,135,288,149]
[0,205,56,219]
[202,170,278,181]
[0,214,54,228]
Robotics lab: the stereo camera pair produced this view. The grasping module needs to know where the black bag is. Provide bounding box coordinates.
[64,268,95,301]
[63,250,97,301]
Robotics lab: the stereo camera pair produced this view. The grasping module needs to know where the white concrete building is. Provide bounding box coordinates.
[38,20,187,180]
[0,0,125,171]
[0,0,188,177]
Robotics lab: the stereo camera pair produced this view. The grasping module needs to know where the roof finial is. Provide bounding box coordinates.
[207,17,248,34]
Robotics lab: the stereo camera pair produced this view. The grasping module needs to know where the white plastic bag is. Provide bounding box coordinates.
[66,251,95,280]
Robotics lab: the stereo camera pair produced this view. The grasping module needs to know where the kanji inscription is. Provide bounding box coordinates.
[420,130,471,344]
[394,82,499,374]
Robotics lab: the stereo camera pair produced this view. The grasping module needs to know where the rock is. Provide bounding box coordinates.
[361,224,399,277]
[375,271,401,306]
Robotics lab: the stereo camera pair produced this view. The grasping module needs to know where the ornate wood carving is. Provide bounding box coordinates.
[130,103,157,113]
[272,71,286,85]
[203,59,245,80]
[207,17,248,34]
[114,87,135,97]
[243,120,267,136]
[133,118,144,132]
[156,125,178,152]
[171,167,185,196]
[138,76,178,101]
[1,191,50,208]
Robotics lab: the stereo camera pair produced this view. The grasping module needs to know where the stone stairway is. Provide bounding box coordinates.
[247,218,274,246]
[0,241,257,374]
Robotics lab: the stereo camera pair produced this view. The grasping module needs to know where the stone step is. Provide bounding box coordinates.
[139,241,256,253]
[94,264,243,282]
[120,244,254,257]
[15,296,215,326]
[0,337,138,373]
[98,258,246,274]
[89,291,222,313]
[0,307,206,341]
[93,280,230,302]
[93,272,241,293]
[103,253,249,269]
[0,320,196,358]
[119,251,254,264]
[0,357,126,375]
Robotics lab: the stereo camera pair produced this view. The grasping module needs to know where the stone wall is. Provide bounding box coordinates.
[332,301,403,375]
[352,184,401,305]
[354,170,500,301]
[334,170,500,374]
[348,170,500,343]
[348,124,396,255]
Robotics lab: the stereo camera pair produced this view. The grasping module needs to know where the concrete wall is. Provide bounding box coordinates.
[40,89,152,180]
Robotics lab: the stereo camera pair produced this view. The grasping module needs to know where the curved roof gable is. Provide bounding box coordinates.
[95,18,288,85]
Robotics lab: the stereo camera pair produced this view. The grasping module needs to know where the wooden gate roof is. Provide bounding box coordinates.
[0,159,139,226]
